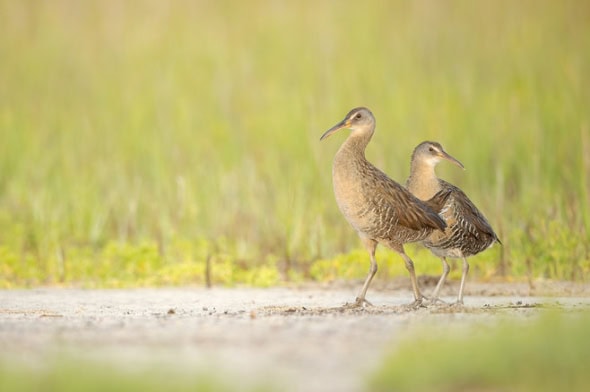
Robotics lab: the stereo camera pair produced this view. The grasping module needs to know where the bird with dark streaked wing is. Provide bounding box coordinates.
[406,141,501,305]
[321,108,450,308]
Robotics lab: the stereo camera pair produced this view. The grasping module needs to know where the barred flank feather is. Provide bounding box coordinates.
[424,181,500,256]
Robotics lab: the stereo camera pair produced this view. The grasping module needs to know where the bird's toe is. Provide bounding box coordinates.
[342,297,373,309]
[405,298,426,310]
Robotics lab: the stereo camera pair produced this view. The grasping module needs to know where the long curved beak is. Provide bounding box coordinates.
[320,118,351,141]
[439,150,465,169]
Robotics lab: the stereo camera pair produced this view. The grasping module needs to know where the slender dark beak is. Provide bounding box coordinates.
[439,150,465,169]
[320,118,351,141]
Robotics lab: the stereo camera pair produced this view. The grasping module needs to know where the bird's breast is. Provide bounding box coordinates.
[332,162,363,216]
[331,156,381,234]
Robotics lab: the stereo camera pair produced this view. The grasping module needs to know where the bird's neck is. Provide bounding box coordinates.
[407,161,441,200]
[336,129,374,161]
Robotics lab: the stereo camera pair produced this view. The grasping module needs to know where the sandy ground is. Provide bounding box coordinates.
[1,282,589,391]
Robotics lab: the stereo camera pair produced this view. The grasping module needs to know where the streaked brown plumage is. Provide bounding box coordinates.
[406,141,501,305]
[321,108,450,308]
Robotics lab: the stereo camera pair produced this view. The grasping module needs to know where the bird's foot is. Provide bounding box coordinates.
[405,298,427,310]
[424,297,449,307]
[342,297,373,309]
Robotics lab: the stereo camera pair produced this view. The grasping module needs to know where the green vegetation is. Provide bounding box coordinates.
[370,312,590,392]
[0,0,588,287]
[0,358,267,392]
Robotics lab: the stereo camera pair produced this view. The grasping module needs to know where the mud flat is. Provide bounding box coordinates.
[1,284,589,391]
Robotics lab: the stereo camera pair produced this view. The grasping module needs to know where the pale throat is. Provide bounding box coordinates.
[407,161,441,201]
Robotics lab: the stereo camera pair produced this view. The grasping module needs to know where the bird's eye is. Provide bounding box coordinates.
[355,113,362,120]
[428,147,435,152]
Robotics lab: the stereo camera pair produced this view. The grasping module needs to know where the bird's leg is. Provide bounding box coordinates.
[455,257,470,306]
[429,257,450,305]
[400,252,426,309]
[349,238,378,308]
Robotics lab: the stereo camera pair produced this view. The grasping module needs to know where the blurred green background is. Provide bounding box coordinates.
[370,312,590,392]
[0,0,588,287]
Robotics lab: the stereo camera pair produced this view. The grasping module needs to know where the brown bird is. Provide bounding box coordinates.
[406,141,501,305]
[321,108,450,308]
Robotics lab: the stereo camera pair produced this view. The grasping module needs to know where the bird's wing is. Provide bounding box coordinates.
[369,169,448,232]
[440,180,500,243]
[423,188,454,214]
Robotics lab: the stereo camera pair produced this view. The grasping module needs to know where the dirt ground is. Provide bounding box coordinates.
[1,281,589,391]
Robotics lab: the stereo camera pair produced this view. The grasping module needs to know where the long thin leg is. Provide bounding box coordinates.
[399,251,425,308]
[456,257,470,305]
[353,238,378,307]
[430,257,450,303]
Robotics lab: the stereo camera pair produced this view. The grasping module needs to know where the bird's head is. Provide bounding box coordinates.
[411,141,464,169]
[320,107,375,141]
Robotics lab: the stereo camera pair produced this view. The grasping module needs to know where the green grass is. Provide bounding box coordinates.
[0,0,589,286]
[369,312,590,392]
[0,358,267,392]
